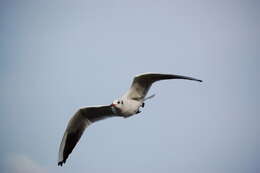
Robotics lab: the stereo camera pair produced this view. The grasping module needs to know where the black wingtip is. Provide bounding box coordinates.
[58,161,65,167]
[191,78,202,82]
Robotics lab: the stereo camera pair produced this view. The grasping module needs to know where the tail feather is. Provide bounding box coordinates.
[144,94,156,101]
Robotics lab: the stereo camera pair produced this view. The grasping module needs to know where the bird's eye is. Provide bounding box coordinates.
[117,101,120,104]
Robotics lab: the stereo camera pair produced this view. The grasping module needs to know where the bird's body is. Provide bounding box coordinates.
[112,98,142,117]
[58,73,202,166]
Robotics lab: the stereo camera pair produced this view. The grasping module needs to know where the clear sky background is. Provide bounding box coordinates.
[1,0,259,173]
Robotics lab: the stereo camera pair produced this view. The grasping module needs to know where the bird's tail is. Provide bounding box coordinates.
[144,94,156,101]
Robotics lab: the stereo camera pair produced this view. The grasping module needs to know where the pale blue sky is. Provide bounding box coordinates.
[1,0,259,173]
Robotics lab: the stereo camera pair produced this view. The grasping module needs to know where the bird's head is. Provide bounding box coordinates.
[111,99,124,109]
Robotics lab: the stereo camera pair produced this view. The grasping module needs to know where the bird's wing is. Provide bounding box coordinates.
[124,73,202,101]
[58,105,116,166]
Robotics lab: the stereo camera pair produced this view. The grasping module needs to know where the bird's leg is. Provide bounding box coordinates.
[141,102,145,108]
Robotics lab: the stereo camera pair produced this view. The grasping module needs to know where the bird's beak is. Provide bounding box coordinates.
[111,103,116,107]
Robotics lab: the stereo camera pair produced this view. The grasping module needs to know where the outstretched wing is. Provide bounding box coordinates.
[124,73,202,101]
[58,105,116,166]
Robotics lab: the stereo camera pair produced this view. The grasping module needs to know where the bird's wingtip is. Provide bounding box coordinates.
[58,160,65,167]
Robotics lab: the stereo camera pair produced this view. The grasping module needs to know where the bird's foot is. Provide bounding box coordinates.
[141,102,145,108]
[136,110,141,114]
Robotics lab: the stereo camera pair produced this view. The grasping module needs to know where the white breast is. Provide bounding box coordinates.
[121,99,142,116]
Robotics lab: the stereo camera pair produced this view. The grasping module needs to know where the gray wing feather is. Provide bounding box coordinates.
[125,73,202,100]
[58,105,115,166]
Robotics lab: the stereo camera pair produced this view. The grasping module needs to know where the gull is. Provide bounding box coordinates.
[58,73,202,166]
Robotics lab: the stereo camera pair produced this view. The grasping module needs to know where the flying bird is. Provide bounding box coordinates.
[58,73,202,166]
